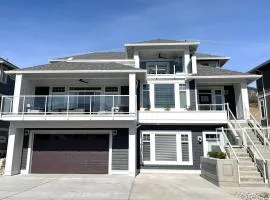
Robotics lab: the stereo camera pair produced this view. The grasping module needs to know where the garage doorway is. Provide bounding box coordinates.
[30,131,112,174]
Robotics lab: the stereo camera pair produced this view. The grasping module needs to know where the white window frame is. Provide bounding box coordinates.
[259,98,266,119]
[141,84,150,110]
[141,131,193,166]
[202,131,221,157]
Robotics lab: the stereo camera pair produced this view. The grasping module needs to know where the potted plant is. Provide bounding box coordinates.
[164,105,171,111]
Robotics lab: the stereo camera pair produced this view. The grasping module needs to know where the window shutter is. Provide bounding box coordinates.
[155,134,177,161]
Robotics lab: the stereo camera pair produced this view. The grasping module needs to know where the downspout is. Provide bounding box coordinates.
[256,69,269,128]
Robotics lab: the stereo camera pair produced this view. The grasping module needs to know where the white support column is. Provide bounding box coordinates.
[13,74,23,113]
[129,73,136,114]
[128,126,137,175]
[191,55,197,74]
[241,81,250,119]
[5,123,24,176]
[134,51,140,68]
[234,83,243,119]
[184,48,190,73]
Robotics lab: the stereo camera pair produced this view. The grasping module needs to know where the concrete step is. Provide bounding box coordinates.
[239,166,258,171]
[240,176,264,182]
[235,153,249,157]
[240,171,261,177]
[238,157,252,161]
[239,160,255,167]
[239,182,268,187]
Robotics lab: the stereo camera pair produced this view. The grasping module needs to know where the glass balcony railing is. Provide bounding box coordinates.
[0,95,133,117]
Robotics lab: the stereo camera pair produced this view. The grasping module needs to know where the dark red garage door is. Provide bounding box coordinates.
[31,134,109,174]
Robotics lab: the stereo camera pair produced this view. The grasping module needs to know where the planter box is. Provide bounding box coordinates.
[200,157,239,187]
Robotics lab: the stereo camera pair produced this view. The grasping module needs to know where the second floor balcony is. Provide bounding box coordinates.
[0,95,136,121]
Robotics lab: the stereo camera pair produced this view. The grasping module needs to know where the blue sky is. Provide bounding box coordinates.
[0,0,270,73]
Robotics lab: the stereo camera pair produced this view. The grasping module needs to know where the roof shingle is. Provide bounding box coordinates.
[21,62,141,71]
[195,64,251,76]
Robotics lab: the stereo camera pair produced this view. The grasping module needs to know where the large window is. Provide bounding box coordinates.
[260,99,266,119]
[142,84,150,109]
[141,131,192,165]
[154,84,175,109]
[179,84,187,108]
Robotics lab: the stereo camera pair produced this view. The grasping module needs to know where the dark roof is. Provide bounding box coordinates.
[20,62,141,71]
[0,58,19,69]
[54,51,126,60]
[248,59,270,73]
[133,39,197,44]
[195,52,228,59]
[195,64,251,76]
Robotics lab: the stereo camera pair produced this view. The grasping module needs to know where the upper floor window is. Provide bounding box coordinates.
[198,60,220,68]
[179,84,187,108]
[142,84,150,109]
[0,67,8,84]
[155,84,175,109]
[144,59,184,75]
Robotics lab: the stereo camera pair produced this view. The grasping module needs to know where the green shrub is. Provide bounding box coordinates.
[208,151,226,159]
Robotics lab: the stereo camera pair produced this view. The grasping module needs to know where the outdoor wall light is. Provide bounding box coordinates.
[197,136,202,144]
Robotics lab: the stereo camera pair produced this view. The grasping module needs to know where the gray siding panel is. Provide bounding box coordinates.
[112,129,128,170]
[189,80,196,110]
[138,125,225,170]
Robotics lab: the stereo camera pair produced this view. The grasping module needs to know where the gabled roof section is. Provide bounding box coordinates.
[195,64,255,76]
[195,52,229,59]
[248,59,270,73]
[190,64,261,84]
[0,58,19,70]
[7,62,144,74]
[52,51,127,61]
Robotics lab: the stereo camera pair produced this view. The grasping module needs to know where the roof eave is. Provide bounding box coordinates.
[124,42,200,47]
[187,74,261,80]
[196,57,230,60]
[248,59,270,74]
[5,69,147,74]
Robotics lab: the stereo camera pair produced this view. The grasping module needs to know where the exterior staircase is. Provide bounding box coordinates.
[233,148,265,186]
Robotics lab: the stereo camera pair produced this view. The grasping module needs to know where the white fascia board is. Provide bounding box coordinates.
[5,69,147,74]
[196,57,230,60]
[187,75,262,79]
[124,42,200,47]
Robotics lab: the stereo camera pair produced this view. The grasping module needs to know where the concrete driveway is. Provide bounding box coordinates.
[0,174,134,200]
[130,174,238,200]
[0,174,243,200]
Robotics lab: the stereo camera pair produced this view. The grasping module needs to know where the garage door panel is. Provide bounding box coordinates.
[31,134,109,174]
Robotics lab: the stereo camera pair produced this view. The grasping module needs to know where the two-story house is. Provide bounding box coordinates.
[248,60,270,128]
[1,39,260,176]
[0,58,18,157]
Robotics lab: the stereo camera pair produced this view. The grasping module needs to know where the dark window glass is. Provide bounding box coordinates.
[154,84,175,108]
